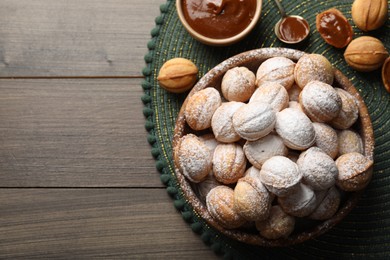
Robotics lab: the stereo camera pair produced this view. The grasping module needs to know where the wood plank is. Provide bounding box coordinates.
[0,188,217,259]
[0,78,162,187]
[0,0,165,77]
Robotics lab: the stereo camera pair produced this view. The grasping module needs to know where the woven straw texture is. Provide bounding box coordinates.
[141,0,390,258]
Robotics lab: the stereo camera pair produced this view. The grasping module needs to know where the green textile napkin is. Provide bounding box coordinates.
[141,0,390,258]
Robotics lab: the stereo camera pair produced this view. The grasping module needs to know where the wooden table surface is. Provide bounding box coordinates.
[0,1,217,258]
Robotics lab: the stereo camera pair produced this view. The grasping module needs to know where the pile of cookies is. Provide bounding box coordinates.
[174,53,373,240]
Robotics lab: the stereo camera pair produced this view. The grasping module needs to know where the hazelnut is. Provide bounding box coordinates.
[249,82,289,112]
[278,183,317,217]
[206,186,246,229]
[221,67,256,102]
[352,0,388,31]
[338,129,364,156]
[275,107,316,150]
[294,54,334,89]
[256,57,295,90]
[175,134,212,183]
[330,88,359,130]
[213,143,247,184]
[299,80,342,123]
[234,175,272,221]
[184,87,222,130]
[259,156,302,197]
[344,36,389,72]
[157,58,198,93]
[382,57,390,93]
[336,152,374,191]
[316,8,353,48]
[243,134,288,169]
[232,102,276,141]
[255,205,295,240]
[211,101,245,143]
[297,147,338,191]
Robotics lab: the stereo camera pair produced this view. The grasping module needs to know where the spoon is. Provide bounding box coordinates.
[273,0,310,44]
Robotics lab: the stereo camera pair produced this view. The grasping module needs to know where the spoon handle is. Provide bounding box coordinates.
[274,0,287,18]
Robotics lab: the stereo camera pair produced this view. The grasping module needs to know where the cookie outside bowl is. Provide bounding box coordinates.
[172,48,374,247]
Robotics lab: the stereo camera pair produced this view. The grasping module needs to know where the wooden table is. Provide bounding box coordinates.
[0,1,217,258]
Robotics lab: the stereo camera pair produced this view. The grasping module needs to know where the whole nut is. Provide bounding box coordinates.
[157,58,198,93]
[344,36,389,72]
[352,0,388,31]
[383,57,390,93]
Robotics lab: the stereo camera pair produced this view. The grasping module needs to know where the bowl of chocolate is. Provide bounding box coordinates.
[172,48,375,246]
[176,0,262,46]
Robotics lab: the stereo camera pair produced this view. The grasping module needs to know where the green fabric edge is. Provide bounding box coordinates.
[140,0,390,259]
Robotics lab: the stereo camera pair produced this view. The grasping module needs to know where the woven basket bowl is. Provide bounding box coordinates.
[172,48,375,247]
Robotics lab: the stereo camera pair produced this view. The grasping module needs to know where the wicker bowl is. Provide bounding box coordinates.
[172,48,374,246]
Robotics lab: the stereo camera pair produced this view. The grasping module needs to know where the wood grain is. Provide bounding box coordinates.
[0,0,165,77]
[0,0,219,258]
[0,78,161,187]
[0,189,217,259]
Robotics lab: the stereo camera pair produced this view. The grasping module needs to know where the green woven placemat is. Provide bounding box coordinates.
[141,0,390,258]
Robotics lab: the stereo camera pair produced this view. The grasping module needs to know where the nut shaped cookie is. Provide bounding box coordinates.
[255,205,295,240]
[221,67,256,102]
[336,152,374,191]
[294,54,334,89]
[206,186,246,229]
[195,171,221,204]
[278,183,317,217]
[211,101,245,143]
[297,147,338,191]
[249,81,289,112]
[213,143,247,184]
[275,108,316,150]
[175,134,212,183]
[338,129,364,156]
[309,186,341,220]
[330,88,359,130]
[243,134,288,169]
[184,87,222,130]
[256,57,295,90]
[234,175,271,221]
[313,122,339,159]
[299,80,342,123]
[232,101,276,141]
[260,156,302,197]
